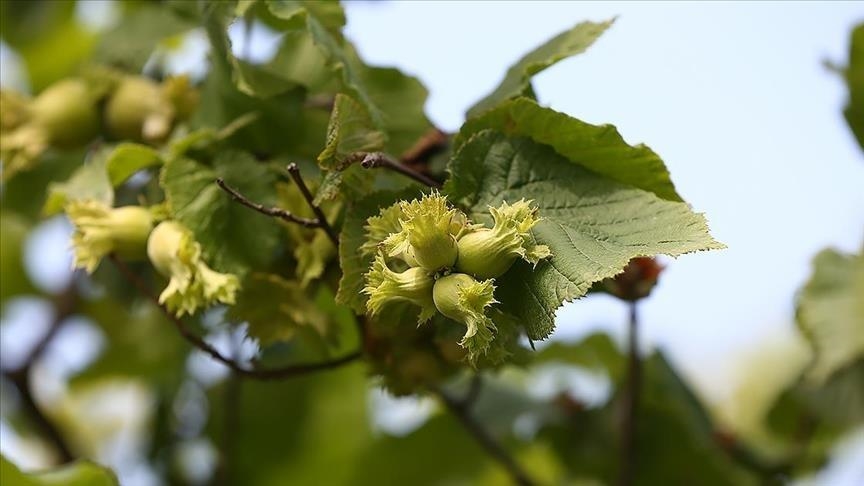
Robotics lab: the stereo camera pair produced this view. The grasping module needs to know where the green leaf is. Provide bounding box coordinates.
[357,63,433,156]
[844,23,864,150]
[264,0,382,124]
[0,212,37,306]
[161,150,281,275]
[105,143,162,186]
[796,247,864,384]
[203,3,304,98]
[206,363,370,485]
[228,273,335,346]
[318,94,386,170]
[457,97,681,202]
[467,19,614,118]
[1,456,118,486]
[266,0,346,31]
[445,130,722,339]
[535,333,625,381]
[0,2,96,92]
[336,187,424,313]
[73,298,187,387]
[345,415,495,485]
[94,4,195,73]
[634,353,757,485]
[43,150,113,216]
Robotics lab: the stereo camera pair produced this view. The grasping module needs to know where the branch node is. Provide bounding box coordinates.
[285,164,339,246]
[215,178,321,228]
[359,152,442,189]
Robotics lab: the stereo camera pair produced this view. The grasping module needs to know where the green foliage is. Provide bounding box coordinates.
[457,97,682,201]
[467,19,614,118]
[105,143,162,186]
[318,94,385,170]
[445,129,722,339]
[0,212,36,305]
[228,273,335,346]
[43,150,113,216]
[844,23,864,150]
[796,248,864,384]
[1,456,118,486]
[161,150,280,275]
[93,4,196,73]
[0,1,96,92]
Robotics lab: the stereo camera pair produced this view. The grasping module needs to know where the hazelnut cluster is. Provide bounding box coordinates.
[362,193,551,363]
[67,200,238,317]
[0,74,197,181]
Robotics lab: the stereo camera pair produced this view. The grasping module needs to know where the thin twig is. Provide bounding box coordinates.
[108,256,360,381]
[216,178,321,229]
[360,152,443,189]
[285,163,339,246]
[433,382,535,486]
[618,302,641,486]
[3,283,79,463]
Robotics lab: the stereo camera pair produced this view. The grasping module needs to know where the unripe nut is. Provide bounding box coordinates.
[432,273,479,321]
[105,77,172,142]
[30,79,100,148]
[456,228,520,279]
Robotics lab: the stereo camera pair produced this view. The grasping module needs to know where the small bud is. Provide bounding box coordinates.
[67,200,154,273]
[456,199,551,279]
[382,192,459,271]
[147,221,240,316]
[603,256,665,301]
[432,273,498,363]
[363,255,436,324]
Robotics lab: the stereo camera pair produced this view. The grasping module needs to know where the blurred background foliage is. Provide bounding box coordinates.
[0,1,862,485]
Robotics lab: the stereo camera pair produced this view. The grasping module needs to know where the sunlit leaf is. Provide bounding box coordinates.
[445,130,722,339]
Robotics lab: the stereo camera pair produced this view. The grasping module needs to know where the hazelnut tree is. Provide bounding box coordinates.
[0,2,861,485]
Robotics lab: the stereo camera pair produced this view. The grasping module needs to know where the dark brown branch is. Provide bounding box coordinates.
[216,178,321,229]
[433,382,535,486]
[108,255,360,381]
[285,163,339,246]
[3,283,79,463]
[400,128,449,167]
[360,152,443,189]
[618,302,642,486]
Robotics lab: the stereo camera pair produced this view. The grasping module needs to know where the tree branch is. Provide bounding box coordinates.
[400,128,449,167]
[618,302,642,486]
[360,152,442,189]
[3,283,79,463]
[433,379,535,486]
[215,178,321,229]
[108,255,360,381]
[285,163,339,246]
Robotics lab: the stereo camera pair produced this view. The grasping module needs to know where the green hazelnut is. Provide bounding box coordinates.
[105,76,173,142]
[29,79,100,148]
